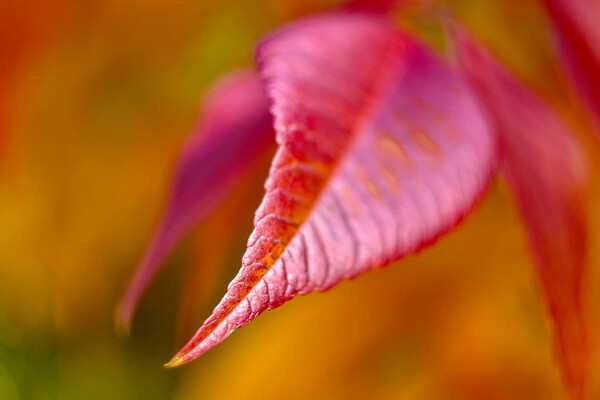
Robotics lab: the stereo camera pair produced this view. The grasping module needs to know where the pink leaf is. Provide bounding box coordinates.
[543,0,600,137]
[451,27,590,399]
[166,13,495,366]
[116,70,275,331]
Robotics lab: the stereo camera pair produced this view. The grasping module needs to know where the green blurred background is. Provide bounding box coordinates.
[1,0,599,399]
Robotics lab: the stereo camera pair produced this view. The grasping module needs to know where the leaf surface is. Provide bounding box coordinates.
[451,28,590,399]
[167,13,495,366]
[543,0,600,137]
[117,70,275,331]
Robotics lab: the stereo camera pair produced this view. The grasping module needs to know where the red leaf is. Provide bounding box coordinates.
[116,70,274,331]
[342,0,404,13]
[543,0,600,137]
[166,13,495,366]
[451,28,590,399]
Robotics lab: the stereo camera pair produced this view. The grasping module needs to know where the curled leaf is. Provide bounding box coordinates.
[167,13,495,366]
[117,70,274,331]
[451,27,590,399]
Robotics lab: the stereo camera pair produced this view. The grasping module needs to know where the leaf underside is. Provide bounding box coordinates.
[117,70,274,331]
[167,13,495,366]
[452,27,590,399]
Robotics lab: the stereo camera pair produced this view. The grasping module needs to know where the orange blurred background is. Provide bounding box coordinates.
[0,0,598,399]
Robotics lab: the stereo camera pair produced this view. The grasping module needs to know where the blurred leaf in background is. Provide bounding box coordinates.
[0,0,598,399]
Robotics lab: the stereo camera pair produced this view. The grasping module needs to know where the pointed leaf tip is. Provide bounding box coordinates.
[171,13,495,364]
[114,309,131,340]
[116,69,274,331]
[164,355,187,369]
[451,26,590,398]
